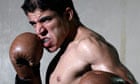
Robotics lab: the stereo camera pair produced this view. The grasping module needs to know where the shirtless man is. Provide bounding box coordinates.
[17,0,137,84]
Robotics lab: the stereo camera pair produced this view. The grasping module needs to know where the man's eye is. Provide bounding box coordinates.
[29,21,36,26]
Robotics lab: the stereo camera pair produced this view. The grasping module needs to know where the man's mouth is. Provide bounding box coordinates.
[43,38,51,47]
[44,38,49,43]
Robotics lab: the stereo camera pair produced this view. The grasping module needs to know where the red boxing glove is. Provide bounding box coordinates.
[9,32,43,84]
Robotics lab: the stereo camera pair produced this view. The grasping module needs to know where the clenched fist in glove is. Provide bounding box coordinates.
[79,71,130,84]
[9,32,43,84]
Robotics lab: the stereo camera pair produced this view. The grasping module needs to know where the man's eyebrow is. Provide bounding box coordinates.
[39,16,52,22]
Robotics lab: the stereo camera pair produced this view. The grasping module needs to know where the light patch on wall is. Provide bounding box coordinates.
[120,0,126,64]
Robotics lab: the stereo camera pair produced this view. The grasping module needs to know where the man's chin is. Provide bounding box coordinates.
[45,47,58,53]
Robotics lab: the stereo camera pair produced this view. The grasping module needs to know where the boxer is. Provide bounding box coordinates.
[19,0,138,84]
[9,32,43,84]
[79,71,130,84]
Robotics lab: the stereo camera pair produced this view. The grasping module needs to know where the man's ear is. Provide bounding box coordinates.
[64,7,73,21]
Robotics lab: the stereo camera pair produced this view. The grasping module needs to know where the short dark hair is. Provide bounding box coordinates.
[21,0,80,21]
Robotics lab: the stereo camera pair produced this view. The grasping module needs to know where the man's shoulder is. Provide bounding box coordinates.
[71,35,100,57]
[76,33,102,50]
[75,27,106,49]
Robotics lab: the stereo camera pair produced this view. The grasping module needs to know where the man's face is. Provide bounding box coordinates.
[27,9,69,52]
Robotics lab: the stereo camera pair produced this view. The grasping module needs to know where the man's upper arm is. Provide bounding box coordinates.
[77,38,101,64]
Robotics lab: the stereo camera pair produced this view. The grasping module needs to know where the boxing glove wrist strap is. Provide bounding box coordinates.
[17,63,40,80]
[15,63,41,84]
[16,75,31,84]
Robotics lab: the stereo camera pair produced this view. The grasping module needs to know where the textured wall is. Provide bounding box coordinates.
[0,0,139,83]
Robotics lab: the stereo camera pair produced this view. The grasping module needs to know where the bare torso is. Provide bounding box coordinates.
[48,27,136,84]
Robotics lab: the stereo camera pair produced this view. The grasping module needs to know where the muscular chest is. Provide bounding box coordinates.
[49,51,88,84]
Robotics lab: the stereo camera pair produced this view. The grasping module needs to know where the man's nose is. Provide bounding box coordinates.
[35,23,47,37]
